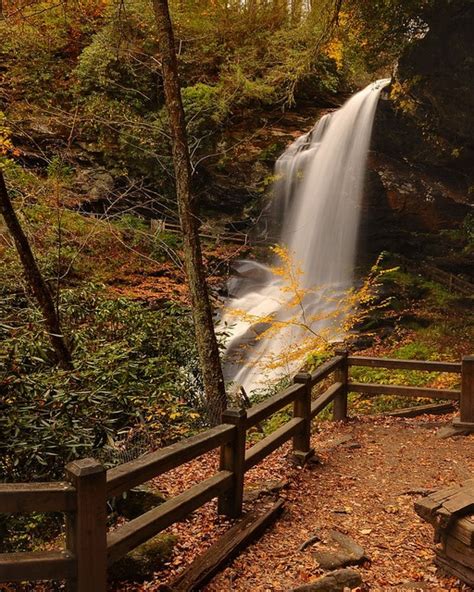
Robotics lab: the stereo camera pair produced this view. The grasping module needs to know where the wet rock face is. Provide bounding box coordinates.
[74,167,115,201]
[372,0,474,199]
[360,154,470,267]
[397,0,474,166]
[363,0,473,269]
[361,151,469,253]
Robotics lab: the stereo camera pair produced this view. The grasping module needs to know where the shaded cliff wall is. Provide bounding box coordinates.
[362,0,473,278]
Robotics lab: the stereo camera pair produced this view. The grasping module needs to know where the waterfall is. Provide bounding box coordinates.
[220,79,391,394]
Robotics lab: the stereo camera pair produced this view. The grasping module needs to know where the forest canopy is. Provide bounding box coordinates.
[0,0,449,487]
[1,0,431,185]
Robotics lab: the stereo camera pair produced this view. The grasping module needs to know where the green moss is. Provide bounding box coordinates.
[393,342,436,361]
[115,487,166,520]
[109,533,177,581]
[258,142,285,162]
[114,214,149,233]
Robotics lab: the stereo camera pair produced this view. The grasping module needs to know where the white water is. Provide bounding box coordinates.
[221,79,390,394]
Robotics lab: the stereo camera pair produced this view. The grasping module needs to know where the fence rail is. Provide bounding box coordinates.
[106,423,234,498]
[423,264,474,297]
[395,255,474,297]
[1,353,473,591]
[348,355,462,373]
[107,471,233,566]
[0,482,76,513]
[348,382,461,400]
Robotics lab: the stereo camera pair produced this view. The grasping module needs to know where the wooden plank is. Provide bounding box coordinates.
[245,418,304,471]
[415,485,463,523]
[107,471,233,565]
[310,355,344,386]
[348,356,461,373]
[436,550,474,587]
[386,402,456,418]
[333,350,348,421]
[429,485,464,503]
[245,383,304,429]
[415,482,474,546]
[66,459,107,592]
[106,424,235,498]
[171,499,285,592]
[460,356,474,425]
[442,490,474,515]
[443,534,474,569]
[450,515,474,547]
[0,482,76,513]
[414,496,444,522]
[348,382,460,400]
[0,551,75,582]
[311,382,343,418]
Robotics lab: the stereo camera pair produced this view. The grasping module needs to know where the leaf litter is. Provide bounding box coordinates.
[108,413,474,591]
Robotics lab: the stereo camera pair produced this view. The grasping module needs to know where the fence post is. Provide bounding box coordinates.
[218,408,247,518]
[65,458,107,592]
[333,349,349,421]
[454,355,474,430]
[293,373,315,464]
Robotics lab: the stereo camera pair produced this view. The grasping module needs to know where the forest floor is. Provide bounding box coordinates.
[112,413,474,592]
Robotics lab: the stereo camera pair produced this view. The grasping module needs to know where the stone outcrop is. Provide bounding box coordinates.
[290,568,362,592]
[374,0,474,191]
[364,0,474,277]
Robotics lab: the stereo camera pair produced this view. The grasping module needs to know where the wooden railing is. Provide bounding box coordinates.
[149,219,279,247]
[396,255,474,297]
[1,353,473,591]
[422,265,474,297]
[348,355,462,400]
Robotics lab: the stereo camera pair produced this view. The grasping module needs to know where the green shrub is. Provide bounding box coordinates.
[0,512,63,553]
[0,286,204,483]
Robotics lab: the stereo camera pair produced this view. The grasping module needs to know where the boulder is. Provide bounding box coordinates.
[74,167,115,200]
[109,533,177,581]
[311,530,367,570]
[115,486,166,520]
[291,568,362,591]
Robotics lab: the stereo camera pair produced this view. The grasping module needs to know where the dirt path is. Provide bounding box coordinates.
[111,413,474,592]
[202,414,474,591]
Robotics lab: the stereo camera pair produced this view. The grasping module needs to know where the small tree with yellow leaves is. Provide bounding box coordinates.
[225,245,394,384]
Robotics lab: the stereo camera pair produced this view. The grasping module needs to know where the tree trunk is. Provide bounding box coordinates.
[152,0,227,423]
[0,171,73,369]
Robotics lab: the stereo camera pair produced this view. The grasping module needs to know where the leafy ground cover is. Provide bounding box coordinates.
[2,252,471,585]
[99,413,473,591]
[8,413,473,591]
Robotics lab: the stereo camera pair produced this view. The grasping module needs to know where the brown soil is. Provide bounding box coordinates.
[203,414,474,591]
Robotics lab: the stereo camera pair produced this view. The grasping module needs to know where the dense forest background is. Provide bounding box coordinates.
[0,0,473,503]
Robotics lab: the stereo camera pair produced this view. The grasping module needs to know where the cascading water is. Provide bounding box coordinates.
[221,79,391,394]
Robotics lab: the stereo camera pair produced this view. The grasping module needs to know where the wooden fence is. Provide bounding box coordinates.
[150,219,277,247]
[1,353,473,591]
[150,220,252,246]
[397,255,474,297]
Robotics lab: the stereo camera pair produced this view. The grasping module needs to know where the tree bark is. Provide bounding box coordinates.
[0,170,73,369]
[152,0,227,423]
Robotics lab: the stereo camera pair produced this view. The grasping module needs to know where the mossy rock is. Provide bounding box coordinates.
[115,486,166,520]
[356,313,395,332]
[109,533,177,581]
[398,313,431,330]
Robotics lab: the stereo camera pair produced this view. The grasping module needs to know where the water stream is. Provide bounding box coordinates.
[220,79,391,394]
